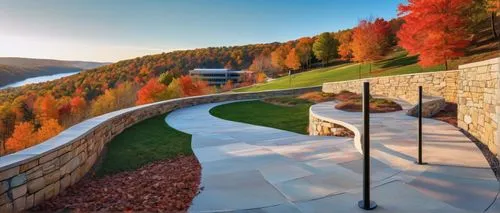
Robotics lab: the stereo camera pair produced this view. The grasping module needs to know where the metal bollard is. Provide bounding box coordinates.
[416,86,426,165]
[358,81,377,210]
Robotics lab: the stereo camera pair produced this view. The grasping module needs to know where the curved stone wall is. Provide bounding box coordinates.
[0,86,320,212]
[309,107,363,153]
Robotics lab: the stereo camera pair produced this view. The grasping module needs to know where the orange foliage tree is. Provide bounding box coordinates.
[70,96,87,115]
[36,119,64,142]
[5,122,36,153]
[295,37,314,68]
[397,0,472,69]
[221,80,234,92]
[249,52,275,76]
[178,75,213,96]
[336,30,353,60]
[136,79,167,105]
[352,18,391,66]
[34,94,59,121]
[271,45,292,73]
[285,48,301,70]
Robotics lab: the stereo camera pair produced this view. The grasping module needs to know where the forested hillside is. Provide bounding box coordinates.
[0,0,497,155]
[0,57,108,87]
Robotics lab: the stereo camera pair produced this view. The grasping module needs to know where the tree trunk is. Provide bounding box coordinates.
[358,64,362,79]
[445,59,448,71]
[492,12,498,39]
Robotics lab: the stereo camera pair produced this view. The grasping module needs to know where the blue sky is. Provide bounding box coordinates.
[0,0,406,62]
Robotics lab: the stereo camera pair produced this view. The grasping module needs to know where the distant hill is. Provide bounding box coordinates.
[0,57,109,87]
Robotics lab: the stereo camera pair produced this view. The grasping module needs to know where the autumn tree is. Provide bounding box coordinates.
[351,18,391,71]
[36,119,63,142]
[70,96,87,115]
[249,53,275,76]
[136,79,167,105]
[163,78,183,99]
[285,48,301,70]
[114,82,138,108]
[271,45,292,73]
[178,75,213,96]
[397,0,472,69]
[5,122,36,153]
[295,37,314,68]
[34,94,59,121]
[312,32,339,66]
[91,89,117,116]
[158,72,175,85]
[336,30,353,60]
[221,80,234,92]
[486,0,499,38]
[0,104,16,154]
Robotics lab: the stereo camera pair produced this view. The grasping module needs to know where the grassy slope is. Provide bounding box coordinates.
[234,51,446,92]
[210,100,312,134]
[96,113,192,176]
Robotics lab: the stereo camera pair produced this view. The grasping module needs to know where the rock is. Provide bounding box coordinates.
[464,115,472,124]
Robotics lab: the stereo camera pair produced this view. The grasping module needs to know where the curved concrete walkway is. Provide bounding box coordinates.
[166,101,499,213]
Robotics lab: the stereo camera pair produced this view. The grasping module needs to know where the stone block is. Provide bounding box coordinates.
[0,181,8,195]
[0,202,12,213]
[9,174,26,188]
[60,175,70,191]
[41,158,60,174]
[25,194,34,209]
[33,189,44,206]
[39,151,58,164]
[19,160,38,173]
[26,168,42,181]
[0,167,19,182]
[12,195,25,212]
[43,183,57,200]
[8,184,26,200]
[27,177,45,194]
[44,170,60,185]
[0,192,10,205]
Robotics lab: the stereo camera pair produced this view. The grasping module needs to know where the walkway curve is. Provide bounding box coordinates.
[166,100,499,213]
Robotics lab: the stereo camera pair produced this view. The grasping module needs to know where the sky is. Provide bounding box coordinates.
[0,0,406,62]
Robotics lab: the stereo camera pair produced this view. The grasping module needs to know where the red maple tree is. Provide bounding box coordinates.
[136,79,167,105]
[397,0,472,69]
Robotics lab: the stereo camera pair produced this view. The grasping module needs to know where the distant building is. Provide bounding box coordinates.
[189,68,250,86]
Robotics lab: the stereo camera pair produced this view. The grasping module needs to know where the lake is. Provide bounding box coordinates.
[0,71,79,89]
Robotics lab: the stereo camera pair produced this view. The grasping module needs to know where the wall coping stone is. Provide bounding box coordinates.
[0,86,320,171]
[458,57,500,69]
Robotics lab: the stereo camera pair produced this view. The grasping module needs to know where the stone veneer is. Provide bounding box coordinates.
[322,57,500,159]
[457,58,500,157]
[309,114,354,137]
[0,86,320,212]
[323,70,459,104]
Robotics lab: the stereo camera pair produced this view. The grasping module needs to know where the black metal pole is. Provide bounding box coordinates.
[417,86,423,165]
[358,81,377,210]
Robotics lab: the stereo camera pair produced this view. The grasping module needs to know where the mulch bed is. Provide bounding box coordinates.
[432,102,458,126]
[32,156,201,212]
[333,91,402,113]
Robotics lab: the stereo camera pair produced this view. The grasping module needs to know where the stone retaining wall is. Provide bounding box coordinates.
[0,86,320,212]
[322,57,500,158]
[457,58,500,156]
[323,70,459,104]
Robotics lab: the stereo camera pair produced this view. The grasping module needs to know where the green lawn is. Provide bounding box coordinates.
[95,113,192,177]
[209,100,312,134]
[234,52,444,92]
